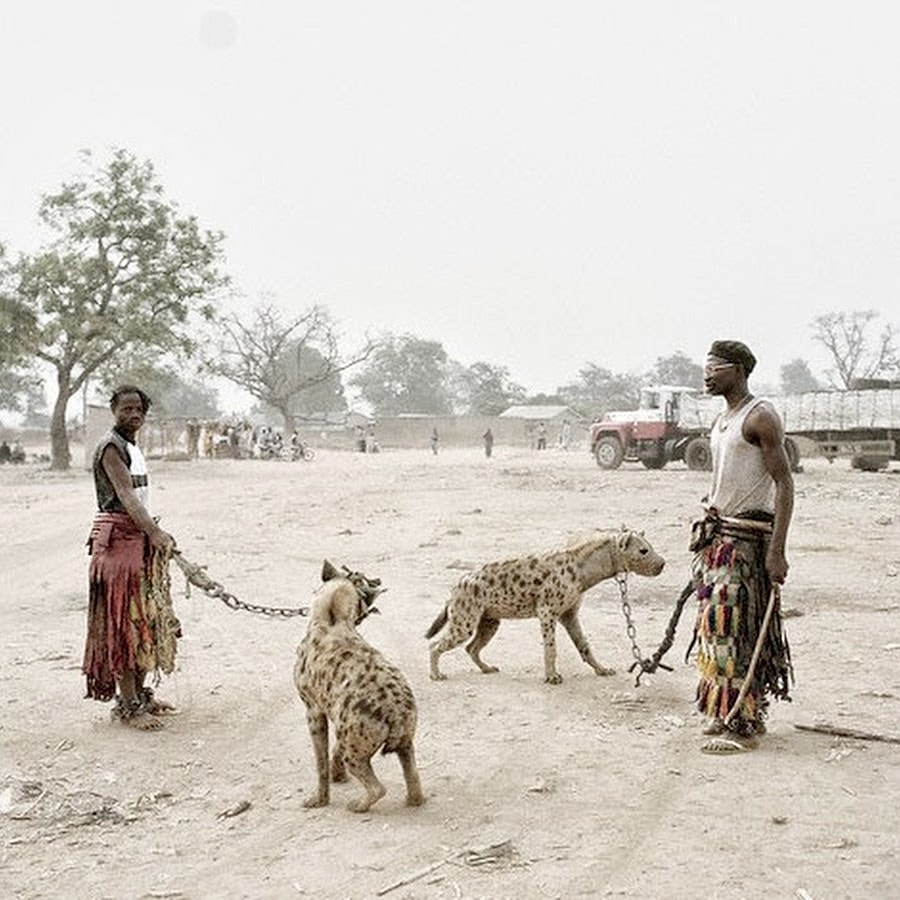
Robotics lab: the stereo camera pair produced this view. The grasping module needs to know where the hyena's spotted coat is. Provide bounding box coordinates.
[426,529,665,684]
[294,567,424,813]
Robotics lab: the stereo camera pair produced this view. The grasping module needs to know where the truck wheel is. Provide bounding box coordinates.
[784,437,801,472]
[685,436,712,471]
[594,437,624,469]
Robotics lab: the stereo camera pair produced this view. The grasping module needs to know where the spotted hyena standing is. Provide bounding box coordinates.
[294,563,424,813]
[426,529,665,684]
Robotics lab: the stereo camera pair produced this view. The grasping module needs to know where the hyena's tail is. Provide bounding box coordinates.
[424,605,448,639]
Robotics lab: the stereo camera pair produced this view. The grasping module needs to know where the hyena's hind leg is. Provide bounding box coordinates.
[330,745,347,782]
[429,594,482,680]
[303,708,331,808]
[396,739,425,807]
[465,614,501,673]
[343,755,387,813]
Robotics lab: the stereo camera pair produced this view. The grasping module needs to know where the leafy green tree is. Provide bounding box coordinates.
[779,358,820,394]
[811,310,899,387]
[1,149,227,469]
[557,363,641,420]
[210,302,369,430]
[647,350,703,389]
[349,334,452,415]
[97,361,220,418]
[0,258,43,413]
[0,364,43,417]
[455,361,527,415]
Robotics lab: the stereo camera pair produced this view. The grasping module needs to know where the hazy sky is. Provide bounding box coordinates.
[3,2,899,406]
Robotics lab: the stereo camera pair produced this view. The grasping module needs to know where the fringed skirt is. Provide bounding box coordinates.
[82,512,180,702]
[692,525,792,732]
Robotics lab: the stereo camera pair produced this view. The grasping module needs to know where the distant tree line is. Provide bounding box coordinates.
[1,149,898,469]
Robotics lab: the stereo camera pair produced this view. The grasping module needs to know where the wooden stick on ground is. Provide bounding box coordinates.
[377,858,451,896]
[794,722,900,745]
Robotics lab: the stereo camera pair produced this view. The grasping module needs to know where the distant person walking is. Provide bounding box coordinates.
[536,422,547,450]
[186,419,200,459]
[560,419,572,451]
[430,428,439,455]
[82,385,181,731]
[482,427,494,458]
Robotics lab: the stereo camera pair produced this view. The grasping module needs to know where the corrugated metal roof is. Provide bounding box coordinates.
[499,405,574,419]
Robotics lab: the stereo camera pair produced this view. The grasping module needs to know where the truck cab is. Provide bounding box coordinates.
[590,386,713,470]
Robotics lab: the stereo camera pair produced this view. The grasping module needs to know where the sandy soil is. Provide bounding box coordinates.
[1,445,899,900]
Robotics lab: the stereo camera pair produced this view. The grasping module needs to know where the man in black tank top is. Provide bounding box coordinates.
[82,386,180,731]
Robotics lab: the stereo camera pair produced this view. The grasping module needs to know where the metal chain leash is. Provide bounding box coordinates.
[171,551,310,619]
[617,573,695,687]
[616,574,648,672]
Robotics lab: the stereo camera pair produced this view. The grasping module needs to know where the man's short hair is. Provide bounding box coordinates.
[110,385,152,412]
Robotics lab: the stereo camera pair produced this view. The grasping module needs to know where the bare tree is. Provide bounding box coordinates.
[210,302,374,429]
[811,310,898,388]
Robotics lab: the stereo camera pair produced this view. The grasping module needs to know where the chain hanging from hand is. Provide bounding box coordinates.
[617,573,694,687]
[171,551,310,618]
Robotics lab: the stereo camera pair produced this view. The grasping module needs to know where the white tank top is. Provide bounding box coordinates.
[128,440,150,511]
[708,397,775,516]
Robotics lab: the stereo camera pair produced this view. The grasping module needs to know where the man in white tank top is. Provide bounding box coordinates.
[690,340,794,753]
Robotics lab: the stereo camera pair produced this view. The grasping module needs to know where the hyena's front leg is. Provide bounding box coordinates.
[559,605,615,676]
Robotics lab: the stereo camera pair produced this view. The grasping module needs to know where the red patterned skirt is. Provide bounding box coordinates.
[82,512,180,702]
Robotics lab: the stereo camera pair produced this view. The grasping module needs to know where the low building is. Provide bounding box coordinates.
[499,405,583,449]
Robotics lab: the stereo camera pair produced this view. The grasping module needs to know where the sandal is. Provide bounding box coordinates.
[701,736,757,754]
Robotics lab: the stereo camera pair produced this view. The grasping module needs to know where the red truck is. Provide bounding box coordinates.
[584,384,898,472]
[589,385,719,471]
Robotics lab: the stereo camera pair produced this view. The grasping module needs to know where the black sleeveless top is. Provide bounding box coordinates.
[92,429,134,512]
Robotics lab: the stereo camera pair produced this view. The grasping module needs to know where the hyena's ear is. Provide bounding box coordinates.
[322,560,340,582]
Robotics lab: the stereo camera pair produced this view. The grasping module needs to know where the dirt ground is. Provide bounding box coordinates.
[1,443,899,900]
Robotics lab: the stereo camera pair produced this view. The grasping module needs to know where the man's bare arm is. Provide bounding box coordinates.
[102,447,176,554]
[745,404,794,583]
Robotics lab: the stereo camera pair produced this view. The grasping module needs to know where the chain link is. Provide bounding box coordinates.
[172,552,310,619]
[618,573,694,686]
[616,573,646,668]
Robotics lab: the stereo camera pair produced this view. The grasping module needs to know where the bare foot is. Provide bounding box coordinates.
[145,697,177,715]
[703,719,726,736]
[141,688,177,715]
[121,711,165,731]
